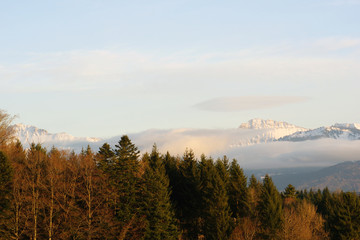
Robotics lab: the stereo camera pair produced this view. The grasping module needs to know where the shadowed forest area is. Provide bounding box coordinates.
[1,111,360,240]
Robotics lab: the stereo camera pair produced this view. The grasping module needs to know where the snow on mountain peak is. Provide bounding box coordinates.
[228,119,309,147]
[12,123,49,141]
[279,122,360,141]
[333,123,360,130]
[12,123,102,149]
[12,120,360,156]
[239,118,306,130]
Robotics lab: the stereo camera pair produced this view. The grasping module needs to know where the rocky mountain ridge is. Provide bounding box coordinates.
[279,123,360,141]
[11,119,360,166]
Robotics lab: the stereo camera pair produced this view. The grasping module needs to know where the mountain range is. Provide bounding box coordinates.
[279,123,360,141]
[12,118,360,169]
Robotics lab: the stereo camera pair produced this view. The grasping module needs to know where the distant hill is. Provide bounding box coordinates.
[272,161,360,192]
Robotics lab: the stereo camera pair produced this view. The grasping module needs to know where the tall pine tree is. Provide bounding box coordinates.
[176,149,202,239]
[248,174,261,218]
[215,156,230,186]
[328,192,360,240]
[96,142,115,173]
[112,135,143,239]
[141,145,179,240]
[228,159,249,219]
[258,174,283,240]
[200,156,232,240]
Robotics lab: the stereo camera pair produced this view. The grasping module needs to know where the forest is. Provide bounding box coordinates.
[1,111,360,240]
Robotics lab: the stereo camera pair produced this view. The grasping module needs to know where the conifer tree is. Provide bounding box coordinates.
[115,135,140,163]
[215,156,230,185]
[328,192,360,240]
[200,157,232,240]
[283,184,296,199]
[176,149,202,239]
[258,174,283,239]
[0,151,12,239]
[112,135,143,239]
[297,189,309,201]
[248,174,261,218]
[249,174,261,189]
[141,145,179,240]
[318,188,332,218]
[96,143,115,173]
[113,135,140,215]
[282,184,297,207]
[228,159,249,219]
[163,152,181,201]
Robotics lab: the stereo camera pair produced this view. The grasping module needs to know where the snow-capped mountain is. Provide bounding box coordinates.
[11,119,360,169]
[13,124,102,150]
[13,120,360,152]
[279,123,360,142]
[12,119,307,152]
[239,118,305,130]
[233,119,308,146]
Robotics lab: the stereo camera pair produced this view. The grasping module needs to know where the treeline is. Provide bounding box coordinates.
[1,136,360,240]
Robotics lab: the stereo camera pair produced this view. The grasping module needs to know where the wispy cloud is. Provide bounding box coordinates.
[1,37,359,96]
[0,50,154,93]
[193,96,309,112]
[314,37,360,51]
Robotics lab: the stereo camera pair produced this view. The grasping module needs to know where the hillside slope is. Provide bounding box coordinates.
[272,161,360,191]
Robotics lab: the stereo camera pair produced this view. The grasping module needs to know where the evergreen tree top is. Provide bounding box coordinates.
[149,144,164,171]
[98,142,115,158]
[284,184,296,199]
[249,174,260,189]
[262,174,279,194]
[115,135,140,161]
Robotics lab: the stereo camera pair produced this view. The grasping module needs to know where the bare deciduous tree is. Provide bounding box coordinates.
[230,217,259,240]
[283,200,329,240]
[0,110,16,148]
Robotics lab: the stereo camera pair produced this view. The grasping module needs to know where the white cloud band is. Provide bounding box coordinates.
[194,96,309,112]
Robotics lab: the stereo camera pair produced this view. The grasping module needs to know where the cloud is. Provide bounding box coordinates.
[1,37,360,96]
[314,37,360,51]
[109,129,360,169]
[0,50,154,93]
[193,96,308,112]
[229,139,360,169]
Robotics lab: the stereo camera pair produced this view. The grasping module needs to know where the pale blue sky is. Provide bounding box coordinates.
[1,0,360,137]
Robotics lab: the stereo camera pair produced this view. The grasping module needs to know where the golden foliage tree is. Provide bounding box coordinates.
[283,200,329,240]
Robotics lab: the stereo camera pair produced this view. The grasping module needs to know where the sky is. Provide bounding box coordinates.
[1,0,360,138]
